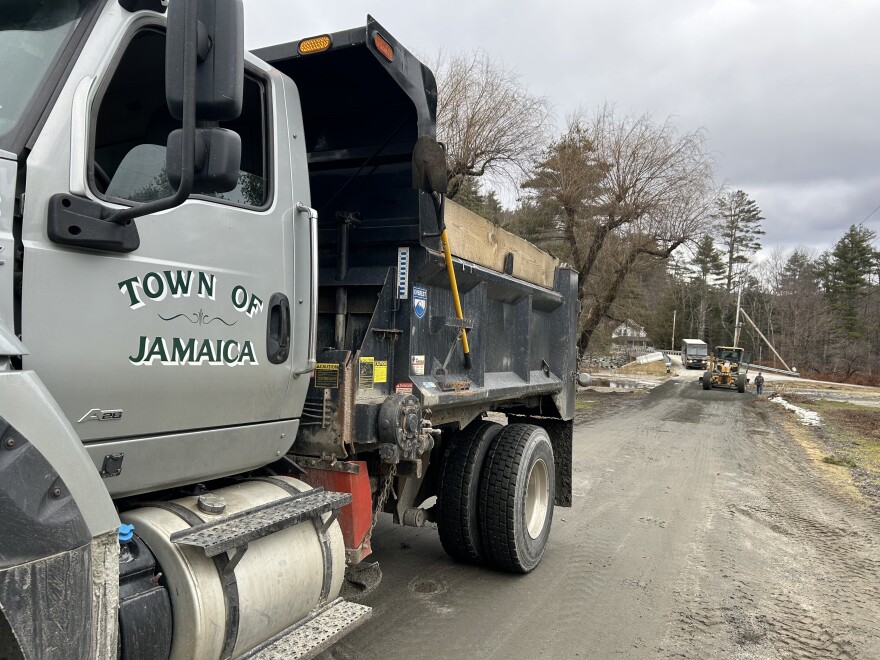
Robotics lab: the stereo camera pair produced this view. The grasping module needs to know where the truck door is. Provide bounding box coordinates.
[20,21,307,443]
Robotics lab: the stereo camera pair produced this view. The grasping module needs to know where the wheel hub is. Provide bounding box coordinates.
[525,458,550,539]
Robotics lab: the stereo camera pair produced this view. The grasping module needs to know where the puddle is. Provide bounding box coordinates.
[411,579,442,595]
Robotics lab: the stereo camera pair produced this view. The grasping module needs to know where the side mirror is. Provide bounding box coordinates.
[166,0,244,121]
[167,128,241,193]
[412,136,448,195]
[164,0,244,196]
[47,0,246,253]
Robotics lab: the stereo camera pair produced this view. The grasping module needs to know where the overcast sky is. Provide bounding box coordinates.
[242,0,880,254]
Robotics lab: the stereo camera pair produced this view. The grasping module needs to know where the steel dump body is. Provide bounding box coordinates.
[255,19,577,459]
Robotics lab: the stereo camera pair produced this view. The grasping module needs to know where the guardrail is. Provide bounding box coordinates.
[668,351,799,377]
[743,363,800,377]
[583,350,801,377]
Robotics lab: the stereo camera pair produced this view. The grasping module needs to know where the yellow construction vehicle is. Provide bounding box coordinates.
[702,346,750,393]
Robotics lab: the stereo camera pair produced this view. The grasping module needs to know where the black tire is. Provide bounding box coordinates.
[737,375,746,393]
[702,371,712,390]
[479,424,555,573]
[437,420,503,564]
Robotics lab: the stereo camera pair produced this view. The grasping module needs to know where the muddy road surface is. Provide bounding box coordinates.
[320,381,880,659]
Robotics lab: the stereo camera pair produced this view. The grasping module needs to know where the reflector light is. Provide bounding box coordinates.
[373,33,393,61]
[298,35,331,54]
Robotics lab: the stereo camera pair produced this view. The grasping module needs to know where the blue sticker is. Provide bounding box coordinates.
[413,285,427,319]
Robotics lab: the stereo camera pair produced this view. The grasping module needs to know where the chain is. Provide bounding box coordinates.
[364,464,397,545]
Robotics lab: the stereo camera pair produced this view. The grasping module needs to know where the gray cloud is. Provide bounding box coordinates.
[243,0,880,252]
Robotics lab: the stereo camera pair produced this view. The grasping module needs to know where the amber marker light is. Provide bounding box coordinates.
[298,35,331,55]
[373,32,393,61]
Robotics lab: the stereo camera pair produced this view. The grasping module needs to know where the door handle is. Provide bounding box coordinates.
[294,203,318,376]
[266,292,290,364]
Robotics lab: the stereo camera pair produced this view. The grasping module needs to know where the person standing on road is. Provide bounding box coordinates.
[755,373,765,395]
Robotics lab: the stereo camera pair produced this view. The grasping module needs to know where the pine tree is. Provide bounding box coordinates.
[816,224,880,337]
[483,190,503,225]
[691,234,725,284]
[452,176,485,215]
[688,234,724,339]
[520,126,607,276]
[714,190,765,291]
[779,249,817,293]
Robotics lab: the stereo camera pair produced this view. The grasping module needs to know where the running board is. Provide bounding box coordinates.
[170,487,352,557]
[239,597,372,659]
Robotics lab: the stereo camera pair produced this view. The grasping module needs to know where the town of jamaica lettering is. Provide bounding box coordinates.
[118,269,264,367]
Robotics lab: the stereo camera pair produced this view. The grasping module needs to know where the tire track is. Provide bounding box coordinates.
[666,386,879,659]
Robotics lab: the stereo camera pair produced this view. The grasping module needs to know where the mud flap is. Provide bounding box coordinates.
[508,416,573,507]
[0,545,94,659]
[0,412,119,660]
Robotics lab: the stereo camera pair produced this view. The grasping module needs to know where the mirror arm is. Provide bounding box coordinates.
[109,0,198,225]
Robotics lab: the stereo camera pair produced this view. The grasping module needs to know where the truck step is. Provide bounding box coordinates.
[170,488,351,557]
[240,597,371,660]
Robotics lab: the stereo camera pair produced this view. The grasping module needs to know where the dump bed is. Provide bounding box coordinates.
[253,17,577,456]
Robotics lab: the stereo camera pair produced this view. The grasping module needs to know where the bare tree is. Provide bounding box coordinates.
[432,50,552,199]
[523,106,716,351]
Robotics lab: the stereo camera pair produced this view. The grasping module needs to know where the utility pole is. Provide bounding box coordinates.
[671,309,677,351]
[733,284,743,347]
[739,308,794,373]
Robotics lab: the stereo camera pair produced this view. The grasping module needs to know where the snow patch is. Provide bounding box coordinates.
[770,396,822,426]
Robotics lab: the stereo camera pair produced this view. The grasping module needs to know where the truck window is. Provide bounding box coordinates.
[0,0,92,151]
[91,28,270,209]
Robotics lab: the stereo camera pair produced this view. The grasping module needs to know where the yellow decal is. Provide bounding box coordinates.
[315,362,340,388]
[359,357,375,389]
[374,360,387,383]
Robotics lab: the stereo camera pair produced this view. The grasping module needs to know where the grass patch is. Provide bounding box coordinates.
[773,412,864,502]
[822,455,859,468]
[784,397,880,477]
[575,398,596,411]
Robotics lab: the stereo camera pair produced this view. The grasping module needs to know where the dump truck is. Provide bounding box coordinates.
[702,346,750,393]
[680,338,708,369]
[0,2,577,659]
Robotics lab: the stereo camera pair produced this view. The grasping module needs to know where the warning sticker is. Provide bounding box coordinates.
[395,381,413,395]
[374,360,387,384]
[359,357,375,389]
[314,362,340,388]
[411,355,425,376]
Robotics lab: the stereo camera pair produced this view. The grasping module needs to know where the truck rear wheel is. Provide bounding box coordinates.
[702,371,712,390]
[479,424,555,573]
[437,420,503,564]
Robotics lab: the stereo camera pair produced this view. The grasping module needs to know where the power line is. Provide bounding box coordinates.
[860,201,880,224]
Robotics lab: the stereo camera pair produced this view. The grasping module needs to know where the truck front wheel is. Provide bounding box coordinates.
[702,371,712,390]
[479,424,555,573]
[437,420,503,564]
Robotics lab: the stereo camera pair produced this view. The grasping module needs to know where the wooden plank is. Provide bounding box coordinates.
[443,200,560,289]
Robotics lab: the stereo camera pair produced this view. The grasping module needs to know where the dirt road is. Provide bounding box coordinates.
[320,381,880,659]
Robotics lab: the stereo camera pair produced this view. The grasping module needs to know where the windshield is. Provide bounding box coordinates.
[0,0,92,149]
[689,346,708,356]
[716,348,742,362]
